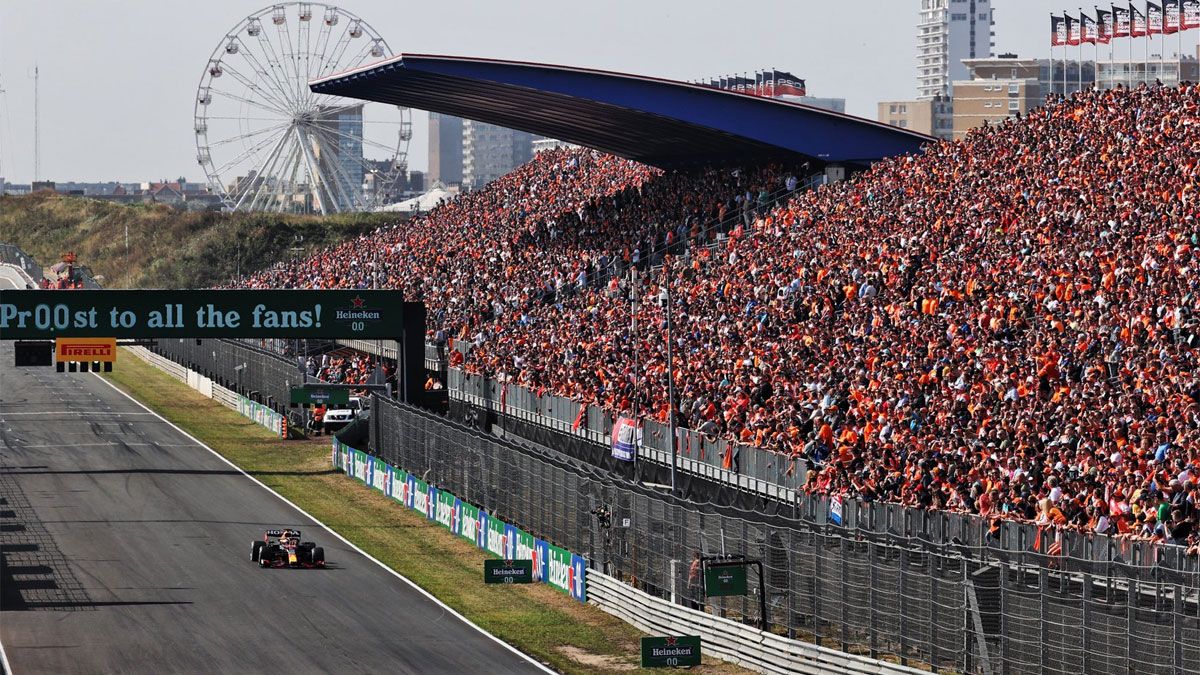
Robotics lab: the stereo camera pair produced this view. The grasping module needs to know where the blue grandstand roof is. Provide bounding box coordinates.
[310,54,933,170]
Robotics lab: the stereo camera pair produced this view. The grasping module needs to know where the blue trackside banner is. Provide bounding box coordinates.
[534,539,550,584]
[427,485,437,520]
[504,523,517,560]
[570,553,587,602]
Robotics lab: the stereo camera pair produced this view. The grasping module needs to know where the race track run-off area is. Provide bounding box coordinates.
[0,341,547,674]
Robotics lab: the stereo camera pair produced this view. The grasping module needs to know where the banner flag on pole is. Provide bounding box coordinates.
[1147,1,1164,35]
[1113,4,1132,36]
[1097,7,1114,42]
[1183,0,1200,28]
[1067,13,1082,43]
[1081,11,1099,43]
[1052,14,1067,45]
[1131,2,1148,36]
[1163,0,1181,32]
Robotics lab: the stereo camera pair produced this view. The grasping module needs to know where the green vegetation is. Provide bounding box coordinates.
[104,350,747,675]
[0,191,396,288]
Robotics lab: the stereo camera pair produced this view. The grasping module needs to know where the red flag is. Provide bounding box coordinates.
[571,402,587,431]
[721,447,733,470]
[500,383,508,412]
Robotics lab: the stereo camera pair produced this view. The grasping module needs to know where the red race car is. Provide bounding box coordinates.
[251,529,325,568]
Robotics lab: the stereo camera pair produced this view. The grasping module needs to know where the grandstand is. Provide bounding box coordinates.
[239,80,1200,558]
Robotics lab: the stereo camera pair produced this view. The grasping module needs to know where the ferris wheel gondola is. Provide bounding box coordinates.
[194,3,410,214]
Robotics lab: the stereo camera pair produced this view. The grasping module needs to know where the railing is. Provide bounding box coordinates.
[587,570,927,675]
[448,368,805,503]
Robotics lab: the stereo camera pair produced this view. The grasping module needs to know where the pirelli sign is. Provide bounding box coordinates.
[56,337,117,362]
[55,337,116,372]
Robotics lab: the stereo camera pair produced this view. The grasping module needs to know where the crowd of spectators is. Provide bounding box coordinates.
[237,85,1200,552]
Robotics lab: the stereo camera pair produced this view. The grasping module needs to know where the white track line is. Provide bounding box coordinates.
[90,374,554,674]
[0,629,11,675]
[0,412,158,416]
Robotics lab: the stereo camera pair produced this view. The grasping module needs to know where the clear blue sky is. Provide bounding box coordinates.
[0,1,1135,184]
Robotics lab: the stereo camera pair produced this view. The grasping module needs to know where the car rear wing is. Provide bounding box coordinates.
[265,529,301,537]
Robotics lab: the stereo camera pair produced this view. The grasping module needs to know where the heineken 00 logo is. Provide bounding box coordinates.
[483,559,533,584]
[640,635,701,668]
[703,561,748,597]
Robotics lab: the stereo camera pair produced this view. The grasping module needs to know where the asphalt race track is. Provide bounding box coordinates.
[0,324,547,672]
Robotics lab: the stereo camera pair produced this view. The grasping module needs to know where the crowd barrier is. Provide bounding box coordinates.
[449,368,804,503]
[143,334,1200,674]
[587,570,924,675]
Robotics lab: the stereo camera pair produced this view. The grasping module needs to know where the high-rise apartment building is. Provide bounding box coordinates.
[428,112,464,186]
[462,121,533,190]
[917,0,995,99]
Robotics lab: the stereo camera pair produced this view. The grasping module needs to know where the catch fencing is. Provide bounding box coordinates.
[373,395,1200,675]
[149,337,1200,674]
[151,337,304,431]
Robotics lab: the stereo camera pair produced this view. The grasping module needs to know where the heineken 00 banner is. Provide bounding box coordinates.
[640,636,702,668]
[0,289,416,339]
[483,559,533,584]
[704,561,748,597]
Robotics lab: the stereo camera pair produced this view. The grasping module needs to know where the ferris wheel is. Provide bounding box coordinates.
[194,3,410,214]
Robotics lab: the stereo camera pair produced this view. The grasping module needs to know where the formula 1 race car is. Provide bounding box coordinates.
[251,529,325,568]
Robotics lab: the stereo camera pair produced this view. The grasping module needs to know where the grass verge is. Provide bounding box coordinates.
[103,350,748,675]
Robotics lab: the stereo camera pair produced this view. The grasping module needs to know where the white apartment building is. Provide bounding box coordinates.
[918,0,995,99]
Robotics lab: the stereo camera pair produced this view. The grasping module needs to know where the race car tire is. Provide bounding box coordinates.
[251,540,264,562]
[313,547,325,566]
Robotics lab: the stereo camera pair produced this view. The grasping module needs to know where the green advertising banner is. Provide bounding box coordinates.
[289,386,350,406]
[391,466,408,506]
[0,290,415,339]
[640,636,702,668]
[434,488,457,532]
[485,515,508,558]
[546,544,573,595]
[459,501,481,546]
[704,562,748,597]
[483,559,533,584]
[410,476,430,515]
